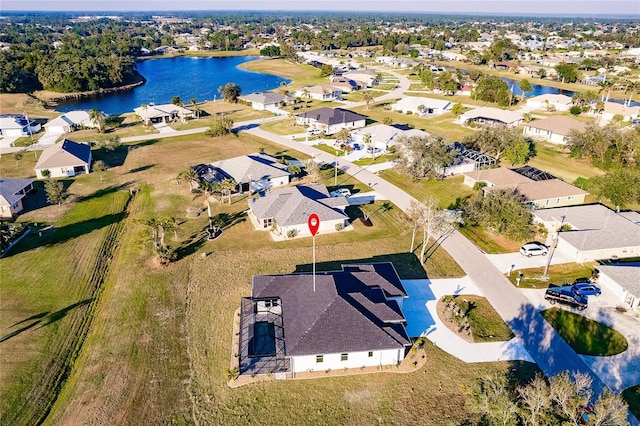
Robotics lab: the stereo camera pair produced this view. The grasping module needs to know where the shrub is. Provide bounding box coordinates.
[286,228,298,239]
[335,223,343,231]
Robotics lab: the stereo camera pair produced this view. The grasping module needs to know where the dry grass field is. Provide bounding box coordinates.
[0,129,535,426]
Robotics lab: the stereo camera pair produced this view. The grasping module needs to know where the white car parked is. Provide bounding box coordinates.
[330,188,351,198]
[519,242,549,257]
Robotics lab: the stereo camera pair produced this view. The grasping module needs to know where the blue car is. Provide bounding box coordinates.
[572,282,602,297]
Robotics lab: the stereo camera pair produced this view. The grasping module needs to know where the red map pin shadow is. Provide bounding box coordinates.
[308,213,320,236]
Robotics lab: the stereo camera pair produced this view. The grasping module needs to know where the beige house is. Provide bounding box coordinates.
[133,103,195,125]
[294,85,342,101]
[590,101,640,124]
[523,116,588,145]
[463,167,588,209]
[0,178,34,218]
[34,139,92,179]
[525,94,573,111]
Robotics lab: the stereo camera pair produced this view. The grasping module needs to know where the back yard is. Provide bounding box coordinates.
[0,130,537,425]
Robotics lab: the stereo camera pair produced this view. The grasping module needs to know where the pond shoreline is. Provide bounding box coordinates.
[32,73,147,106]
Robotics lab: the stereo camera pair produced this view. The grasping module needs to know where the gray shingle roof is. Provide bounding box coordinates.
[34,139,91,170]
[598,264,640,297]
[534,204,640,251]
[240,91,292,105]
[210,153,290,183]
[296,107,366,125]
[249,184,348,227]
[0,178,33,206]
[251,263,410,356]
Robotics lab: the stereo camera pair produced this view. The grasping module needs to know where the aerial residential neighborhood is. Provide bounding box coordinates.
[0,3,639,425]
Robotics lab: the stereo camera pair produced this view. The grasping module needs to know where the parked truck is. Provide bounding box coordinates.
[544,286,588,310]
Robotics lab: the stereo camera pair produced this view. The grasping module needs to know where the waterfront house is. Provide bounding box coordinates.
[239,92,295,111]
[0,115,41,137]
[133,103,195,125]
[34,139,92,179]
[459,107,523,127]
[237,262,410,376]
[525,94,573,111]
[43,110,99,135]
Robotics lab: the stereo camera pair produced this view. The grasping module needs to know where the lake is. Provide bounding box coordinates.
[55,56,290,115]
[501,77,639,107]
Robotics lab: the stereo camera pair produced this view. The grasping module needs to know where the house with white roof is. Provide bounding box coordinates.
[34,139,92,179]
[248,183,349,238]
[391,97,452,116]
[0,178,34,218]
[202,153,291,194]
[133,103,195,125]
[294,85,342,101]
[459,107,523,127]
[596,264,640,313]
[43,110,98,135]
[0,115,41,137]
[533,204,640,263]
[523,116,588,145]
[525,94,573,112]
[237,262,410,376]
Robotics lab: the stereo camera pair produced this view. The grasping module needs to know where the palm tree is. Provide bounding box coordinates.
[334,128,351,148]
[89,108,106,133]
[362,91,374,110]
[177,166,200,191]
[301,88,311,105]
[189,97,200,119]
[219,179,236,204]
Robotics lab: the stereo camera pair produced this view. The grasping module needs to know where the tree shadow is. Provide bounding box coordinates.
[92,144,129,167]
[127,164,155,174]
[294,252,427,280]
[174,211,246,260]
[0,299,92,343]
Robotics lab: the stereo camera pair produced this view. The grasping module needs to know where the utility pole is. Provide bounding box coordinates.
[334,151,338,186]
[543,214,565,278]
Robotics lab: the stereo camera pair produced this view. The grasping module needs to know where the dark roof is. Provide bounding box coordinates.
[251,262,410,356]
[512,165,555,181]
[296,107,366,126]
[35,139,91,169]
[0,178,33,206]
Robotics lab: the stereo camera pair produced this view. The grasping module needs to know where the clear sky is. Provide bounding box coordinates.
[2,0,639,16]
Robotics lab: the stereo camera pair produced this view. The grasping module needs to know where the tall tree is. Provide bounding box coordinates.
[89,108,106,133]
[189,97,200,119]
[177,166,200,191]
[518,79,533,103]
[397,135,458,180]
[407,198,448,264]
[362,91,374,110]
[44,178,67,206]
[218,82,241,102]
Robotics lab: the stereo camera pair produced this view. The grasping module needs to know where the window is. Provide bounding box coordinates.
[368,351,373,358]
[316,355,323,363]
[341,353,348,361]
[264,299,279,308]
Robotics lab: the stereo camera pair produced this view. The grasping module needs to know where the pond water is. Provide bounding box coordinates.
[54,56,290,115]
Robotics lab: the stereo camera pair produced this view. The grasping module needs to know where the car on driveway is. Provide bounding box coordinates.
[572,282,602,297]
[519,242,549,257]
[330,188,351,198]
[545,287,588,310]
[306,128,320,135]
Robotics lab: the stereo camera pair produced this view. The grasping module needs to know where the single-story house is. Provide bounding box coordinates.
[459,107,524,127]
[0,178,34,218]
[296,107,366,135]
[0,115,41,137]
[463,167,588,209]
[248,183,349,237]
[328,76,362,93]
[596,264,640,313]
[342,69,378,87]
[492,61,520,71]
[533,205,640,263]
[133,103,195,125]
[525,94,573,112]
[204,153,291,194]
[294,85,342,101]
[238,92,295,111]
[237,262,411,376]
[350,124,404,151]
[43,110,98,135]
[391,97,452,116]
[34,139,92,179]
[523,116,588,145]
[582,74,606,86]
[590,101,640,123]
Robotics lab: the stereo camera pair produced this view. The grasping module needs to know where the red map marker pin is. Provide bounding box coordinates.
[308,213,320,236]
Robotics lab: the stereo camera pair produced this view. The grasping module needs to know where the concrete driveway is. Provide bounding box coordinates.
[484,247,576,275]
[402,277,533,363]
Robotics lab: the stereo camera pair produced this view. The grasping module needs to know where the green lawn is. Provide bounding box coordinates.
[444,295,515,342]
[621,385,640,421]
[507,263,598,289]
[527,142,605,184]
[540,308,628,356]
[378,170,474,209]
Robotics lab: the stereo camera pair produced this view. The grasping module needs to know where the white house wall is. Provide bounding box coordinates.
[557,238,640,263]
[280,218,347,238]
[291,348,404,373]
[532,194,587,209]
[597,274,632,309]
[523,127,567,145]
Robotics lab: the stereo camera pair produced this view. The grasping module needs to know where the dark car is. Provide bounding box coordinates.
[572,283,602,297]
[545,287,588,310]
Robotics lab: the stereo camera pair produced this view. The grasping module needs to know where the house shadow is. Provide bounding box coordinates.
[294,252,427,280]
[92,144,129,167]
[0,298,93,343]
